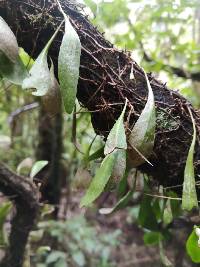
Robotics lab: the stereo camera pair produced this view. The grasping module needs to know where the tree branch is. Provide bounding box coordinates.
[0,162,39,267]
[143,49,200,82]
[0,0,200,187]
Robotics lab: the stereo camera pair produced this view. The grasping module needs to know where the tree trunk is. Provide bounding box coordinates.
[35,104,64,205]
[0,0,200,187]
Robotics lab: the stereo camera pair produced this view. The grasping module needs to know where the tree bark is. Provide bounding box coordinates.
[0,162,39,267]
[0,0,200,187]
[35,104,64,206]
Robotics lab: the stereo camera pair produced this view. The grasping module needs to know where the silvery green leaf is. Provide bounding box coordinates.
[80,152,117,207]
[106,149,127,191]
[0,16,18,63]
[128,71,156,167]
[182,109,198,211]
[58,1,81,114]
[104,99,127,155]
[22,25,61,96]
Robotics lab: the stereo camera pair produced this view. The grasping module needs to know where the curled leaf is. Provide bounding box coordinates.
[80,152,117,207]
[104,99,127,155]
[57,1,81,114]
[30,160,48,179]
[128,70,156,167]
[22,24,61,96]
[0,17,18,63]
[182,108,198,211]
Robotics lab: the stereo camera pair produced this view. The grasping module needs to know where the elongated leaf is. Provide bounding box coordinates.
[22,25,61,96]
[138,195,158,231]
[99,189,133,215]
[19,48,34,69]
[163,199,173,226]
[42,62,61,116]
[0,17,18,63]
[106,149,127,190]
[0,53,28,85]
[104,99,127,155]
[80,152,117,207]
[111,149,126,184]
[128,71,156,167]
[182,109,198,211]
[30,160,48,179]
[58,1,81,114]
[88,146,104,162]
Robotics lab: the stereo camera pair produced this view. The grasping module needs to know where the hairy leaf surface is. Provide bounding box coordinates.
[58,1,81,114]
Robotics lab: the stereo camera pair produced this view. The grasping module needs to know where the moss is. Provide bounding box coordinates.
[156,109,180,132]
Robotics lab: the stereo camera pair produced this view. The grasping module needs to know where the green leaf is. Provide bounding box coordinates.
[88,146,104,162]
[72,251,85,267]
[30,160,48,179]
[143,231,162,246]
[0,53,28,85]
[182,108,198,211]
[128,71,156,167]
[46,251,66,264]
[99,189,133,215]
[163,199,173,226]
[17,157,33,175]
[186,227,200,263]
[0,16,18,63]
[22,24,61,96]
[19,48,34,69]
[42,62,61,116]
[58,1,81,114]
[80,152,117,207]
[111,149,127,184]
[167,191,181,218]
[105,149,127,191]
[104,99,127,155]
[138,195,158,231]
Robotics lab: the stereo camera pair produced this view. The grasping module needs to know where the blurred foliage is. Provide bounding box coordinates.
[85,0,200,107]
[30,213,120,267]
[1,0,200,266]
